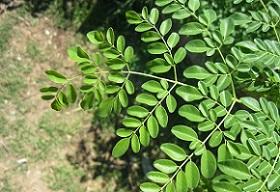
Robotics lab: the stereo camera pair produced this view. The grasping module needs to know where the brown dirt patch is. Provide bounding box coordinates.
[0,11,91,192]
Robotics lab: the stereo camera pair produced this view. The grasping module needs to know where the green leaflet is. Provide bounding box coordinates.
[179,22,205,35]
[227,142,251,160]
[178,105,205,122]
[218,144,232,162]
[136,93,158,106]
[135,23,153,32]
[160,143,187,161]
[240,97,261,111]
[174,47,187,64]
[118,89,128,107]
[107,58,126,70]
[209,131,223,148]
[106,27,115,45]
[247,138,261,156]
[142,80,164,93]
[139,126,150,146]
[65,84,77,104]
[166,94,177,113]
[166,182,176,192]
[230,12,251,25]
[198,121,215,132]
[112,138,130,158]
[147,58,172,73]
[209,85,219,100]
[126,10,142,24]
[155,0,173,7]
[147,115,159,138]
[176,86,203,102]
[131,134,140,153]
[108,74,125,83]
[201,150,217,178]
[51,99,63,111]
[153,159,178,174]
[202,9,217,25]
[160,19,172,36]
[167,32,180,48]
[212,182,241,192]
[171,125,198,141]
[185,161,200,189]
[140,182,160,192]
[45,70,67,84]
[117,35,126,52]
[87,31,105,44]
[155,105,168,127]
[150,8,159,24]
[162,4,181,14]
[241,178,263,191]
[141,31,161,42]
[97,98,114,118]
[40,87,57,101]
[185,39,211,53]
[184,65,212,80]
[220,18,234,40]
[219,90,233,107]
[67,47,90,63]
[127,105,149,118]
[124,46,135,63]
[125,80,135,95]
[218,159,251,180]
[188,0,200,12]
[217,74,231,91]
[147,171,169,184]
[268,174,280,190]
[122,117,141,128]
[148,42,168,54]
[176,170,187,192]
[116,128,133,137]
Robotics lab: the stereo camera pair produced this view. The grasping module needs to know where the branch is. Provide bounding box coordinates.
[121,70,187,86]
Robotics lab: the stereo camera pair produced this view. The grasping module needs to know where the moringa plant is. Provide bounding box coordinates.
[41,0,280,191]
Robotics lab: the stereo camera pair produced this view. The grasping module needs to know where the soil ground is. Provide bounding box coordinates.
[0,8,127,192]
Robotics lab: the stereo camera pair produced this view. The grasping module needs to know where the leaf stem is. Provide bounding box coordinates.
[121,70,187,86]
[273,26,280,42]
[259,0,269,12]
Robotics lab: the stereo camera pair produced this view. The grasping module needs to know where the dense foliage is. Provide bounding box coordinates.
[41,0,280,191]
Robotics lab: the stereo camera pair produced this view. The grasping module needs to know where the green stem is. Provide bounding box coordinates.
[273,26,280,42]
[259,0,269,12]
[121,70,187,86]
